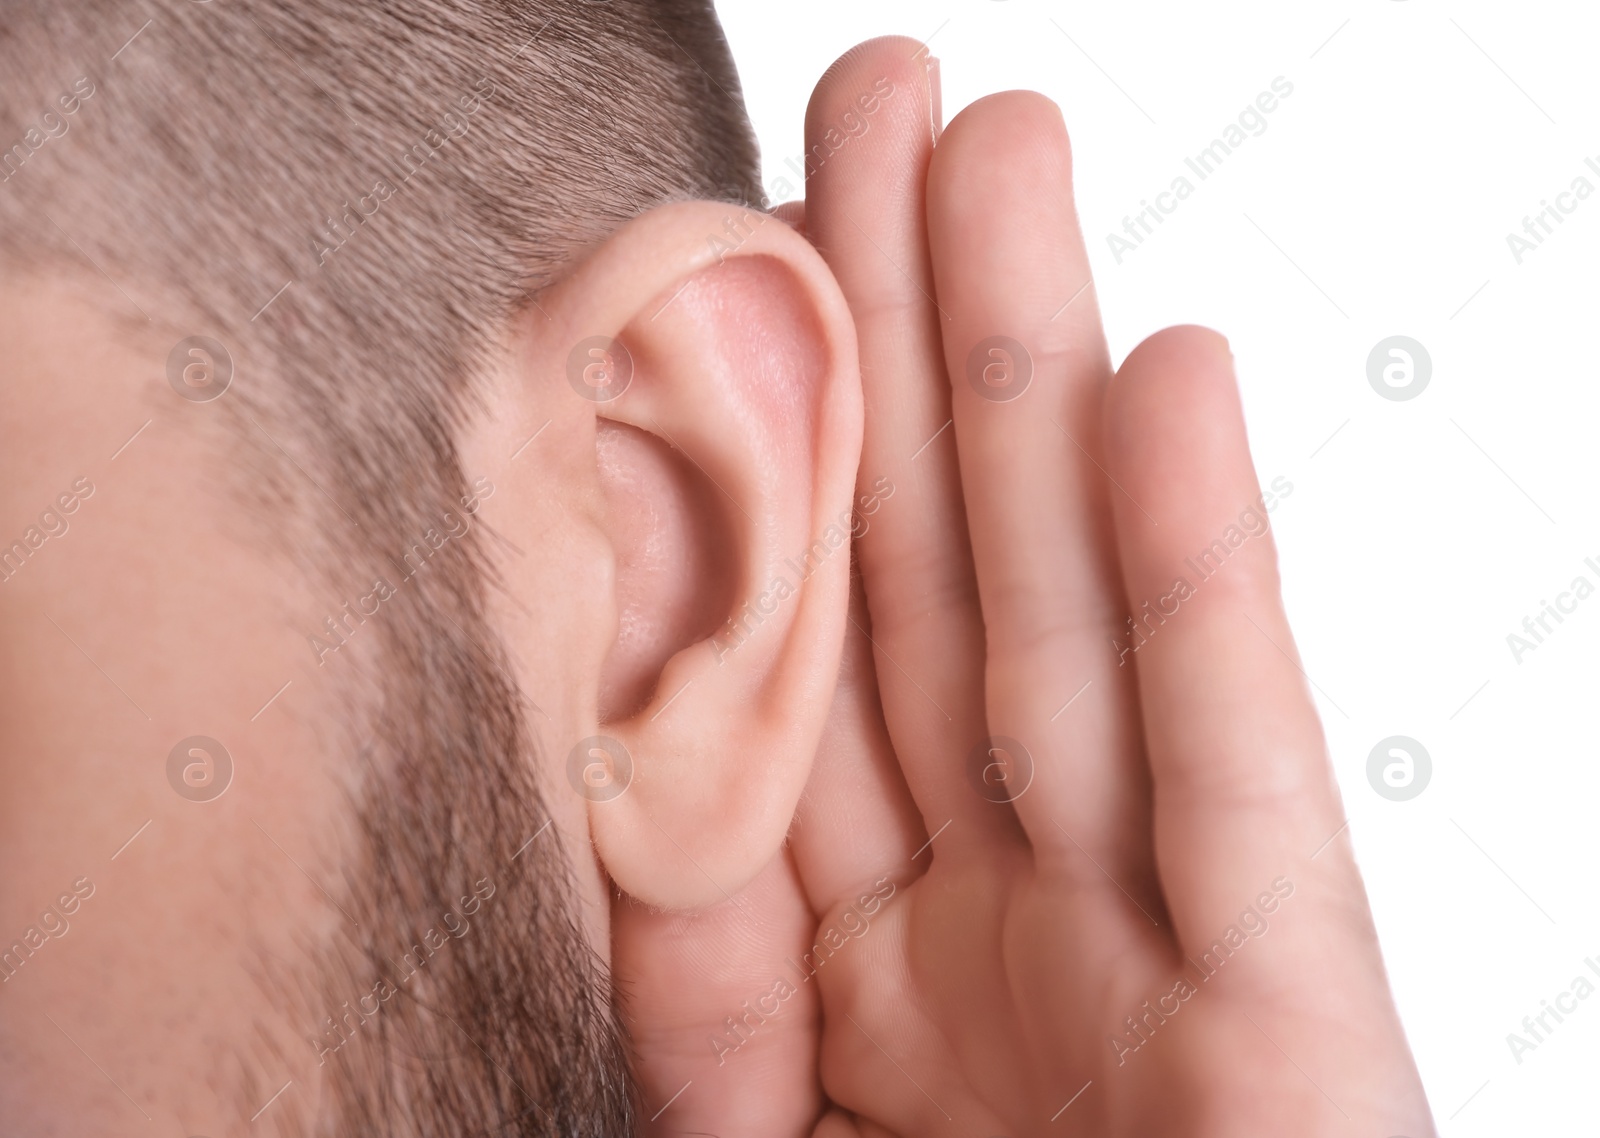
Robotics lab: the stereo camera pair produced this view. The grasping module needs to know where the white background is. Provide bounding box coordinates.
[719,1,1600,1132]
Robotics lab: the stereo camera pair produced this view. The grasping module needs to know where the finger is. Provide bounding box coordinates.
[925,91,1156,892]
[790,566,926,909]
[773,199,806,238]
[804,36,1011,853]
[1102,326,1350,951]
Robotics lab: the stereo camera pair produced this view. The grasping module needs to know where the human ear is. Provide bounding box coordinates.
[523,201,862,911]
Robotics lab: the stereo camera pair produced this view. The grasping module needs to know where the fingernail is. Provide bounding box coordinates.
[928,56,943,142]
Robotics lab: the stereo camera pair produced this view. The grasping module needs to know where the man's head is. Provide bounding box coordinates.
[0,2,863,1132]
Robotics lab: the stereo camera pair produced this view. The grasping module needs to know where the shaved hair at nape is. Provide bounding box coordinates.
[0,1,762,1134]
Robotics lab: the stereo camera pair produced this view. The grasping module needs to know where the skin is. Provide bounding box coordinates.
[624,37,1437,1138]
[0,279,361,1132]
[1,87,865,1138]
[0,200,865,1130]
[0,32,1433,1138]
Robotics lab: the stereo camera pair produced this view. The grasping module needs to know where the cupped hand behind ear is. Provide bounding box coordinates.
[782,36,1438,1138]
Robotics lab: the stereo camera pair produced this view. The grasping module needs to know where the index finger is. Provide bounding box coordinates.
[802,37,1013,854]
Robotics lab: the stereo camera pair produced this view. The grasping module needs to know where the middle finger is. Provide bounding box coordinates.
[926,91,1158,902]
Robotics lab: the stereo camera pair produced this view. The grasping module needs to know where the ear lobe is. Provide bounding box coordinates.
[546,202,863,911]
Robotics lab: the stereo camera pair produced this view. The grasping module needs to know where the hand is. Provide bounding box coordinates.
[786,37,1437,1137]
